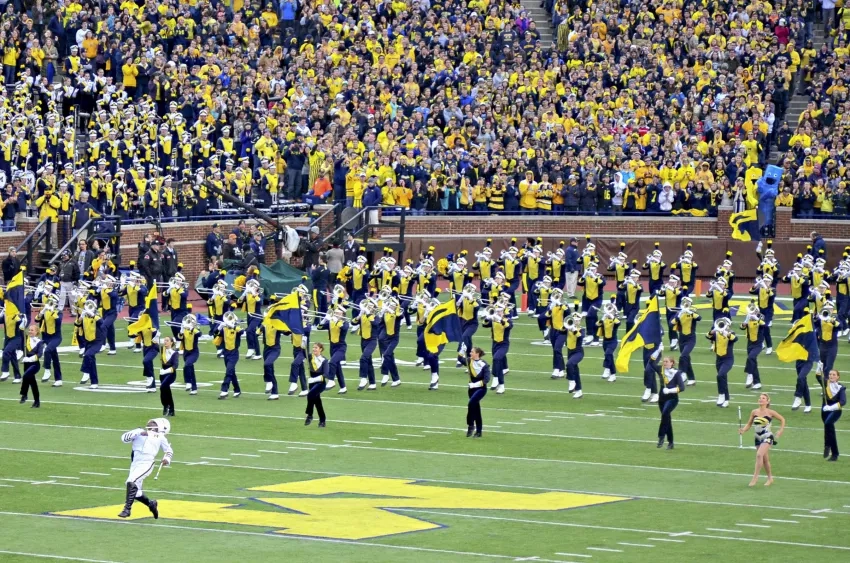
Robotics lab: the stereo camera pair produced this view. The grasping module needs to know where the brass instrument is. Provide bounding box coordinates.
[712,317,732,337]
[819,308,836,324]
[601,301,619,321]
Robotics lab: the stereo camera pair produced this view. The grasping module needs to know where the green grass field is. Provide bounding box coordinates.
[1,296,849,563]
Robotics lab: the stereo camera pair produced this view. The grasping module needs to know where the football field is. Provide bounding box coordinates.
[1,297,849,563]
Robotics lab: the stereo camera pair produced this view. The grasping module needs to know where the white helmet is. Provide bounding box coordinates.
[223,311,239,328]
[146,418,170,435]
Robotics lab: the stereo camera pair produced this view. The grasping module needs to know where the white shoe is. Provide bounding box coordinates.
[391,380,401,387]
[216,350,224,358]
[367,384,376,390]
[268,394,279,400]
[503,368,509,375]
[591,340,602,347]
[42,370,51,382]
[670,339,678,350]
[381,375,390,386]
[12,378,21,384]
[80,373,90,384]
[219,392,228,399]
[716,394,725,406]
[189,390,197,395]
[792,397,802,410]
[752,383,762,390]
[490,378,499,389]
[573,390,583,399]
[582,335,593,345]
[455,361,464,368]
[552,369,561,378]
[607,374,617,382]
[804,405,812,414]
[358,377,368,390]
[406,324,413,330]
[265,381,273,393]
[641,388,651,402]
[543,328,550,339]
[338,387,347,394]
[415,357,424,367]
[496,384,505,394]
[52,380,63,387]
[568,380,576,392]
[100,345,107,352]
[720,400,729,408]
[185,383,192,391]
[198,334,212,341]
[649,393,659,403]
[108,350,117,355]
[326,380,336,390]
[245,349,255,359]
[686,379,696,386]
[340,360,347,366]
[132,347,141,353]
[0,372,8,381]
[764,347,773,355]
[178,350,183,355]
[429,373,439,390]
[602,368,611,380]
[288,383,298,395]
[89,384,98,389]
[745,374,753,388]
[79,349,85,357]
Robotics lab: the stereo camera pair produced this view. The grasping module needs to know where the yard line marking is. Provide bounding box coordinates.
[554,553,592,559]
[200,457,231,461]
[791,514,827,519]
[736,523,771,528]
[648,538,685,543]
[230,453,261,458]
[689,532,850,551]
[0,550,125,563]
[79,472,111,476]
[521,419,551,422]
[544,415,575,419]
[343,440,373,444]
[396,433,426,438]
[763,518,799,523]
[257,450,288,455]
[0,484,12,487]
[368,437,399,441]
[585,548,623,553]
[110,468,127,471]
[496,421,526,425]
[31,481,57,485]
[617,407,647,411]
[617,542,654,548]
[811,509,832,513]
[513,557,539,561]
[422,431,450,435]
[49,476,80,480]
[286,446,317,451]
[186,461,209,466]
[705,528,742,534]
[669,531,693,537]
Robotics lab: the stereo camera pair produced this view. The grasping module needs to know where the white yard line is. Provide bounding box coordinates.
[257,450,288,455]
[736,523,771,528]
[617,542,654,548]
[791,514,827,519]
[48,476,80,480]
[0,551,125,563]
[585,548,623,553]
[78,472,111,476]
[200,457,231,461]
[368,437,399,441]
[285,446,317,451]
[521,419,551,422]
[553,554,592,559]
[705,528,742,534]
[396,434,426,438]
[343,440,373,444]
[647,538,685,543]
[230,453,261,458]
[421,431,451,435]
[763,518,799,524]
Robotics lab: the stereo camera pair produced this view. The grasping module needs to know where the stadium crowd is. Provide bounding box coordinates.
[0,0,847,233]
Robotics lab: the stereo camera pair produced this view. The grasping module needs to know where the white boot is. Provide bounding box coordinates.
[219,392,228,399]
[720,399,729,408]
[185,383,192,391]
[791,396,802,410]
[78,348,85,357]
[326,380,336,390]
[496,384,505,394]
[89,384,98,389]
[414,357,424,367]
[543,328,550,339]
[298,389,309,397]
[42,369,51,382]
[804,405,812,414]
[288,382,298,395]
[108,349,117,355]
[716,394,725,406]
[752,383,762,390]
[338,386,347,394]
[268,394,279,400]
[429,373,439,390]
[391,380,401,387]
[568,379,576,392]
[641,388,651,402]
[649,393,659,403]
[80,373,90,384]
[367,383,376,390]
[12,376,21,383]
[216,350,224,358]
[52,380,63,387]
[0,372,8,381]
[503,368,510,375]
[573,390,583,399]
[686,379,696,386]
[745,374,753,388]
[245,349,255,359]
[602,368,611,380]
[607,373,617,383]
[358,377,368,390]
[490,377,499,389]
[551,369,561,378]
[265,381,273,393]
[582,335,593,345]
[670,338,678,350]
[381,375,390,386]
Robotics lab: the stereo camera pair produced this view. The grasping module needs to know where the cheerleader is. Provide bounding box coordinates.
[305,342,329,427]
[482,304,512,395]
[214,312,244,399]
[466,347,490,438]
[707,317,736,408]
[659,275,682,350]
[378,296,403,387]
[822,370,845,461]
[159,336,178,416]
[741,301,766,390]
[316,306,348,393]
[456,283,480,367]
[672,296,700,386]
[565,310,585,399]
[642,243,666,295]
[749,274,776,355]
[177,314,200,395]
[546,289,568,380]
[37,294,63,387]
[237,279,263,360]
[76,300,104,389]
[657,356,685,449]
[352,299,380,391]
[578,263,604,346]
[739,393,786,486]
[597,298,621,383]
[19,324,44,408]
[620,267,642,332]
[533,276,553,339]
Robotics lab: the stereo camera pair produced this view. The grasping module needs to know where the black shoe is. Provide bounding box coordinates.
[148,499,159,519]
[657,438,664,448]
[666,443,674,450]
[825,446,831,459]
[473,431,482,438]
[304,416,313,426]
[118,509,131,518]
[19,397,26,404]
[828,455,839,462]
[318,421,326,428]
[31,402,39,408]
[466,426,474,437]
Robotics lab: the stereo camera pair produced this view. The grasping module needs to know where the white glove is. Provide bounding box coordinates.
[159,368,169,376]
[307,376,322,384]
[651,346,662,361]
[823,404,837,412]
[19,316,27,330]
[662,387,671,395]
[15,350,23,361]
[22,355,37,363]
[468,382,475,389]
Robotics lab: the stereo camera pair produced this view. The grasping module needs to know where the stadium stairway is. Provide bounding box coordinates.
[519,0,555,47]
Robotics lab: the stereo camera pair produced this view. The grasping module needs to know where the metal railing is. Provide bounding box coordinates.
[15,217,52,274]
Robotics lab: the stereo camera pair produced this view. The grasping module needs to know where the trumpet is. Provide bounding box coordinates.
[601,301,619,321]
[549,288,564,307]
[474,250,492,261]
[819,309,836,324]
[712,317,732,337]
[745,301,764,322]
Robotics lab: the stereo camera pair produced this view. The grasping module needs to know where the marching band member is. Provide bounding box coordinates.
[0,298,25,383]
[523,244,543,315]
[237,279,263,360]
[129,309,159,393]
[305,342,329,427]
[642,243,666,295]
[620,267,642,332]
[177,314,200,395]
[330,283,348,311]
[72,283,89,357]
[756,241,780,286]
[257,303,283,401]
[466,347,490,438]
[659,275,683,350]
[398,262,416,329]
[412,290,432,368]
[715,252,735,288]
[77,300,104,389]
[782,262,810,322]
[672,296,700,385]
[816,306,839,389]
[352,299,380,391]
[741,301,766,390]
[214,311,244,399]
[670,243,698,289]
[119,269,147,351]
[578,236,600,275]
[456,284,480,367]
[749,275,776,355]
[809,280,833,317]
[565,307,585,399]
[498,245,522,318]
[350,255,370,307]
[607,243,629,312]
[706,276,730,322]
[311,254,330,320]
[421,293,444,390]
[96,274,119,354]
[739,393,785,487]
[473,240,495,293]
[37,294,63,387]
[547,242,566,290]
[534,276,553,339]
[577,263,604,346]
[316,306,349,394]
[657,356,685,449]
[812,257,829,290]
[447,253,472,295]
[119,418,172,518]
[207,280,232,355]
[378,295,403,387]
[286,289,312,397]
[482,303,512,395]
[415,257,437,297]
[598,297,621,383]
[165,272,190,341]
[19,324,44,408]
[159,336,178,417]
[546,288,568,379]
[822,370,845,461]
[832,260,849,338]
[707,317,736,408]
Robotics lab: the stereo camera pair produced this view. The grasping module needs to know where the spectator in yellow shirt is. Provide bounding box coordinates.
[775,187,794,207]
[122,60,139,97]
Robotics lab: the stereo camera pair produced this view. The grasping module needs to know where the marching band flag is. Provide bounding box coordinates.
[729,208,760,242]
[615,295,662,373]
[424,298,461,354]
[264,292,304,335]
[776,313,819,363]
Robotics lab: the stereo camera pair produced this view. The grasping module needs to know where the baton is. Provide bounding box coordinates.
[738,406,743,449]
[154,462,165,480]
